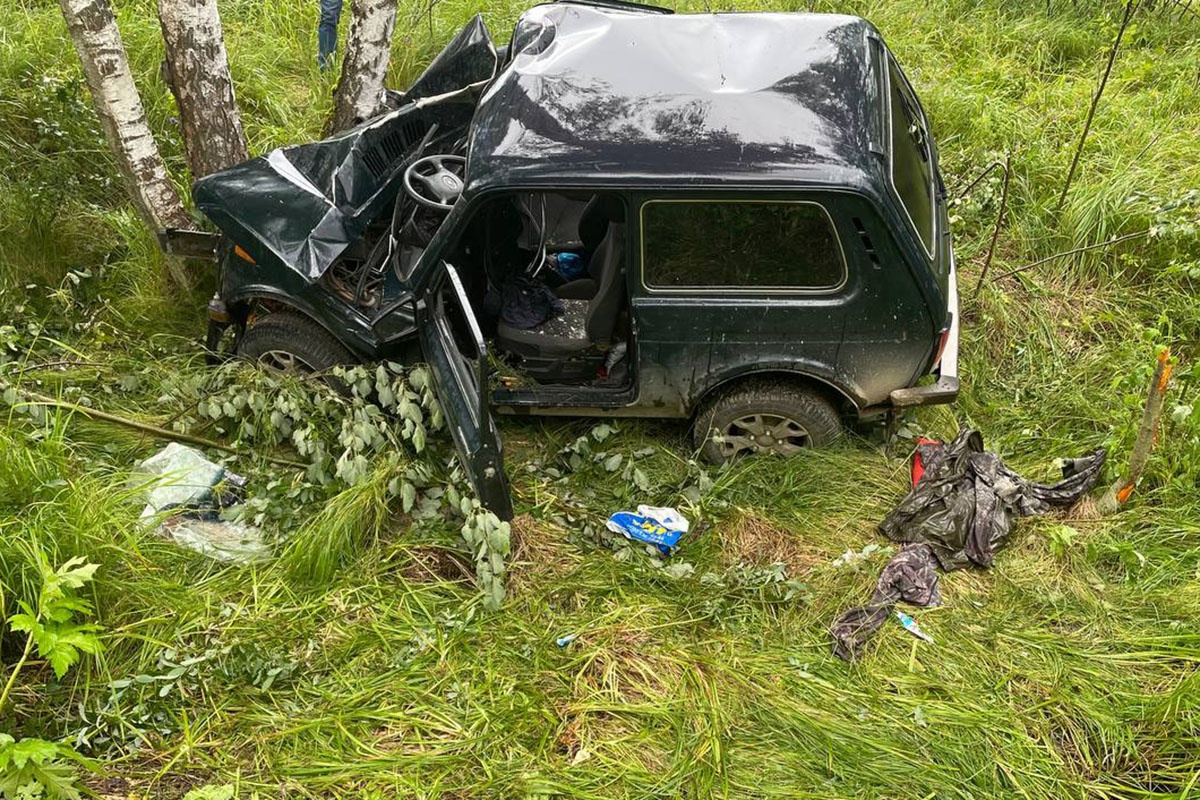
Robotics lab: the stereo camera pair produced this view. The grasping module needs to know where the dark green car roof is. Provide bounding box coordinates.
[466,5,886,193]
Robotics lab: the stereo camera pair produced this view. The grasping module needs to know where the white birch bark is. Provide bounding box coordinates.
[156,0,248,178]
[59,0,193,287]
[330,0,398,133]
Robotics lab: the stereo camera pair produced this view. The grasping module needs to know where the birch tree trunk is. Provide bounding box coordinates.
[157,0,248,178]
[59,0,193,288]
[330,0,398,133]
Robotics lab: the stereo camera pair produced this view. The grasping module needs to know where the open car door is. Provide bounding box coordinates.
[416,263,513,520]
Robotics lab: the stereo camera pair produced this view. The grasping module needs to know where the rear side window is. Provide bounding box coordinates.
[888,59,935,254]
[640,201,845,291]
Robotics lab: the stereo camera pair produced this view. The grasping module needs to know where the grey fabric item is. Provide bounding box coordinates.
[555,278,597,301]
[524,299,588,340]
[830,544,940,661]
[830,429,1106,661]
[583,223,625,342]
[497,300,590,356]
[578,194,626,254]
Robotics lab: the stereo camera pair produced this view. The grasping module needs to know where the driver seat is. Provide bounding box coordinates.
[496,223,626,361]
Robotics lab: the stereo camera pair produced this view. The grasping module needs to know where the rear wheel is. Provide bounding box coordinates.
[237,311,354,375]
[693,379,842,463]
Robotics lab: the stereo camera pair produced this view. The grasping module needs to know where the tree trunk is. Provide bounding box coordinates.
[156,0,248,178]
[59,0,193,289]
[330,0,398,133]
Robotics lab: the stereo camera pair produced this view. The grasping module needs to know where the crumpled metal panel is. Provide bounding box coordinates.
[469,5,881,191]
[193,16,497,281]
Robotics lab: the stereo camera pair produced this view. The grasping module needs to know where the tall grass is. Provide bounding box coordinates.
[1,0,1198,797]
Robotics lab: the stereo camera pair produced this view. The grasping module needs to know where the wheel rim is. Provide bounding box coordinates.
[718,413,811,457]
[258,349,316,375]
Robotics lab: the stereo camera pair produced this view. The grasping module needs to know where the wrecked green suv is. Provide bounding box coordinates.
[181,2,960,518]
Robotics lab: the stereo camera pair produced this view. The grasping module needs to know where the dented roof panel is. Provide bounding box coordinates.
[468,5,884,191]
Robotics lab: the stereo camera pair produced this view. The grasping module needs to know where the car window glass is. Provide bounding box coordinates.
[888,59,935,254]
[641,201,844,290]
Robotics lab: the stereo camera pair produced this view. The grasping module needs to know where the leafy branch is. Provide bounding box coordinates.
[1,555,102,800]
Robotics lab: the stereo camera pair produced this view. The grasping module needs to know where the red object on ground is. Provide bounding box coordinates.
[911,437,942,486]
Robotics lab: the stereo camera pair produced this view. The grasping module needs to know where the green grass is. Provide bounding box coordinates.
[2,0,1200,797]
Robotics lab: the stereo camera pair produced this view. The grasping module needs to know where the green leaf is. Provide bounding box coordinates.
[47,647,78,679]
[182,784,236,800]
[54,557,98,589]
[632,468,651,492]
[591,422,616,441]
[377,383,395,408]
[8,739,58,770]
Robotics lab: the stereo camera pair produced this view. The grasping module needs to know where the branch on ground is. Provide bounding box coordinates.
[1097,348,1172,515]
[1,382,307,469]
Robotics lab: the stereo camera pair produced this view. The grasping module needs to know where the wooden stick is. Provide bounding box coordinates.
[8,360,108,371]
[952,160,1005,202]
[1054,0,1137,213]
[2,385,307,469]
[995,229,1150,280]
[1097,349,1172,514]
[974,151,1013,296]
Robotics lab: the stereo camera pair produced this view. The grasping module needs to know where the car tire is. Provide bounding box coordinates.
[237,311,354,375]
[693,379,842,463]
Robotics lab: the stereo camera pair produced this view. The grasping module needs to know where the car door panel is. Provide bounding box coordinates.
[415,263,513,519]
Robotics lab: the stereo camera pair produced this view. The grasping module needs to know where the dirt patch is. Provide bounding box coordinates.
[507,514,581,592]
[396,543,474,584]
[83,775,131,799]
[553,703,674,773]
[719,511,826,574]
[1064,495,1102,522]
[574,624,684,705]
[83,768,215,800]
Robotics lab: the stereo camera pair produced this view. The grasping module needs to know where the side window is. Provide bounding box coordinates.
[640,201,845,291]
[888,58,935,254]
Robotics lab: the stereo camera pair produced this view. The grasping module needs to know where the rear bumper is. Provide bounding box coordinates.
[889,374,959,407]
[889,251,961,408]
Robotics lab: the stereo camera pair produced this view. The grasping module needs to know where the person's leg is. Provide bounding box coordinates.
[317,0,343,71]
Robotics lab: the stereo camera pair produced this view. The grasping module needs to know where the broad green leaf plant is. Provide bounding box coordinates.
[1,556,102,800]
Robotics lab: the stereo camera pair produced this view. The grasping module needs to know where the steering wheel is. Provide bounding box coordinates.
[403,154,466,212]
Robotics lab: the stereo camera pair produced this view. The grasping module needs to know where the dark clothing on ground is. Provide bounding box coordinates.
[830,430,1106,661]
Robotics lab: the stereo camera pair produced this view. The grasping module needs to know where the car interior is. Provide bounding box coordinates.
[426,188,633,388]
[314,142,635,390]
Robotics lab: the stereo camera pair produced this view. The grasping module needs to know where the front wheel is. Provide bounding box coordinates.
[237,311,354,375]
[693,380,842,464]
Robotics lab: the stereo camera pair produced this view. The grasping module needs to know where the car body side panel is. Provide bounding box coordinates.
[628,190,934,413]
[835,202,938,404]
[629,295,711,417]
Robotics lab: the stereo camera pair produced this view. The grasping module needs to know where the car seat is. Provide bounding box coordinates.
[495,223,626,362]
[554,194,626,301]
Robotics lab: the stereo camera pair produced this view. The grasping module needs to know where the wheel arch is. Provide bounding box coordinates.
[226,289,375,359]
[690,368,860,422]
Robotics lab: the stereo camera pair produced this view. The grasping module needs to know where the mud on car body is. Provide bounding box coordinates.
[169,1,961,518]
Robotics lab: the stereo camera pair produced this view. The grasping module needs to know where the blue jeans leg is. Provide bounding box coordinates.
[318,0,343,71]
